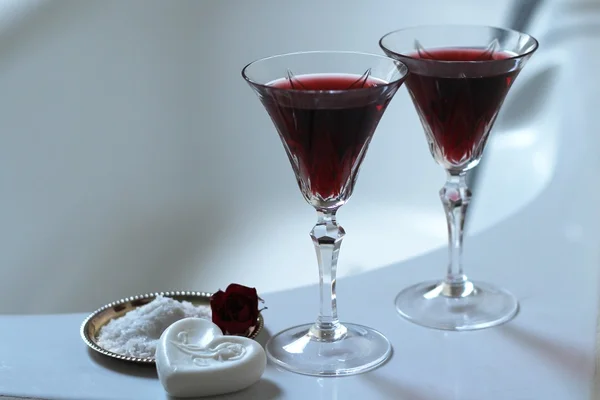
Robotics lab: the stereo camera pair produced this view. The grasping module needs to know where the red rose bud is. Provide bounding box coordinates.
[210,284,262,335]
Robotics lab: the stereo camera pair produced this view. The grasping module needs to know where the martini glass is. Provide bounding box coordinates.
[242,51,408,375]
[379,25,538,331]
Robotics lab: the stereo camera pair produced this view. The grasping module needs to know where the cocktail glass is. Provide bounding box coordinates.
[380,25,538,331]
[242,51,408,374]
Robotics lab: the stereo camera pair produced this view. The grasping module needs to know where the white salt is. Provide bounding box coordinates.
[97,295,211,358]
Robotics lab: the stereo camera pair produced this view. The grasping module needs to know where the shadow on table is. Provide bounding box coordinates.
[498,323,593,382]
[361,373,440,400]
[165,379,282,400]
[255,327,272,349]
[88,349,157,379]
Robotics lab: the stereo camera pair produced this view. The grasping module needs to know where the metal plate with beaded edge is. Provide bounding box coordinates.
[81,291,264,364]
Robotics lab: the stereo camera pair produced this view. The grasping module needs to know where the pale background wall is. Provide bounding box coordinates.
[0,0,560,313]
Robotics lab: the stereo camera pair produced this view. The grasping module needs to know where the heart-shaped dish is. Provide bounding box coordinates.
[81,291,264,364]
[156,318,266,398]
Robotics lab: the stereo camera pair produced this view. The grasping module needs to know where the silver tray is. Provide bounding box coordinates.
[81,291,264,364]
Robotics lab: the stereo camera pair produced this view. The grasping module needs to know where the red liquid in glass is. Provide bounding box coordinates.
[406,48,518,167]
[264,74,394,205]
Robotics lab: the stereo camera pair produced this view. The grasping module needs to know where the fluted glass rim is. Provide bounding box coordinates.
[379,24,539,64]
[242,50,408,94]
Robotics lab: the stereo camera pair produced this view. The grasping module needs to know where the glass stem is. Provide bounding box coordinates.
[309,210,348,342]
[439,171,474,297]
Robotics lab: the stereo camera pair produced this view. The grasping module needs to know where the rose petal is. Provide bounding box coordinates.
[237,304,251,322]
[211,284,261,335]
[210,290,227,308]
[226,284,258,300]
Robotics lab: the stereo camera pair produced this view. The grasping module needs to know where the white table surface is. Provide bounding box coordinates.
[1,2,600,399]
[1,152,599,400]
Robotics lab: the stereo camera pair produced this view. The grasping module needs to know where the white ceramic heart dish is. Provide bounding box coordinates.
[156,318,267,398]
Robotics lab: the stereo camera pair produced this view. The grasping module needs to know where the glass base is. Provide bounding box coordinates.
[395,280,518,331]
[265,322,392,376]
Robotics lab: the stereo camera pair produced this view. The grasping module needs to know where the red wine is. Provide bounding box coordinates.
[405,48,518,169]
[261,73,398,209]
